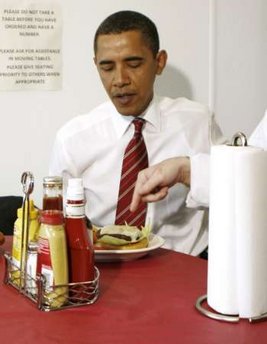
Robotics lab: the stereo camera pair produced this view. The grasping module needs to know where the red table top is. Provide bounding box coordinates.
[0,236,266,344]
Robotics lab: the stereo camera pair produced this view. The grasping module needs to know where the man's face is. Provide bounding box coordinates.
[94,30,166,116]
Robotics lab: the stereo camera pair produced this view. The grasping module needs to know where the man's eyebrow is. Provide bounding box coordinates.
[98,56,144,66]
[98,60,113,65]
[125,56,144,62]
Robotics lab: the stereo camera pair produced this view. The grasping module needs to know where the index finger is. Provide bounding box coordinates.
[130,173,146,212]
[130,169,165,212]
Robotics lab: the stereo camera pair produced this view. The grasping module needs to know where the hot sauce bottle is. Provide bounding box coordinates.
[42,176,63,211]
[64,178,95,300]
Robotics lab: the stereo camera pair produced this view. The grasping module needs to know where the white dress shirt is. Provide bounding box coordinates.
[49,95,224,256]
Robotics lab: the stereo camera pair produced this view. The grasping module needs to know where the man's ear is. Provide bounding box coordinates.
[156,50,168,75]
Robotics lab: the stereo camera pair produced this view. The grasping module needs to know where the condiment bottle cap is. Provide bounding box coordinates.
[28,241,38,251]
[67,178,84,201]
[43,176,63,186]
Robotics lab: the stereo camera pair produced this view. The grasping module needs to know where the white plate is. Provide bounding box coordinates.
[95,234,165,262]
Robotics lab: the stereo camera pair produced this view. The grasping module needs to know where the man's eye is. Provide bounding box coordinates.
[128,62,141,68]
[100,64,113,71]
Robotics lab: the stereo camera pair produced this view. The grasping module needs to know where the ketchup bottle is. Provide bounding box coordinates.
[64,178,94,300]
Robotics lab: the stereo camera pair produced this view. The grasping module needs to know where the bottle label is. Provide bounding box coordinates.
[41,266,54,290]
[12,223,22,267]
[65,203,85,218]
[38,236,54,288]
[26,250,37,295]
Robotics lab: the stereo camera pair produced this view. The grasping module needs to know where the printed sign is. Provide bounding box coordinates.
[0,0,62,90]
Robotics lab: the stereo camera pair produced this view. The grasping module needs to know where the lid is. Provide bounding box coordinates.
[28,240,38,251]
[39,210,64,225]
[67,178,85,201]
[17,200,39,219]
[43,176,63,186]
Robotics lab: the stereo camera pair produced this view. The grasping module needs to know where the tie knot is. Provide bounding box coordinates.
[133,118,145,135]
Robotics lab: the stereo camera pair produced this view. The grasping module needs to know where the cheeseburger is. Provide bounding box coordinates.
[93,224,150,250]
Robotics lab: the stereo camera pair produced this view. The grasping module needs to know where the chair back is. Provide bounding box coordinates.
[0,196,23,235]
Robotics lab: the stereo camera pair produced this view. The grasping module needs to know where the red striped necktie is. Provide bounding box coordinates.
[115,118,148,228]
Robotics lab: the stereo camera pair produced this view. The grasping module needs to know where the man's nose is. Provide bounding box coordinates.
[113,66,130,87]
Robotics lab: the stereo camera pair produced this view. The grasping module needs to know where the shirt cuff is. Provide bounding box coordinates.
[186,153,210,208]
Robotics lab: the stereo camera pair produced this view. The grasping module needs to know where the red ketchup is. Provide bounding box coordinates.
[42,176,63,211]
[43,195,63,211]
[64,178,94,301]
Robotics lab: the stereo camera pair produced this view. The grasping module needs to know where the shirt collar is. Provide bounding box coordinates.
[111,95,161,138]
[142,95,161,132]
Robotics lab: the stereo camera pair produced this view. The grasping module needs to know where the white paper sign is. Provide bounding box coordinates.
[0,0,62,90]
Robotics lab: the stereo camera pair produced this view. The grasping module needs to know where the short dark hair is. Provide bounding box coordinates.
[94,10,160,57]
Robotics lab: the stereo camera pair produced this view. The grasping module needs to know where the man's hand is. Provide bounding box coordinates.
[130,157,190,212]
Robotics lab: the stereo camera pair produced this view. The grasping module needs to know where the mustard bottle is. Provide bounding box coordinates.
[37,210,68,309]
[11,200,40,285]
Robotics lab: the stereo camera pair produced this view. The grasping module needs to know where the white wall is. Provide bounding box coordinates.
[215,0,267,139]
[0,0,266,206]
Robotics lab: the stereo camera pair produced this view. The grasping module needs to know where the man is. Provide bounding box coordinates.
[49,10,223,256]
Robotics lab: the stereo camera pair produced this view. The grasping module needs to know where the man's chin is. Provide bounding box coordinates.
[112,103,140,117]
[118,111,138,117]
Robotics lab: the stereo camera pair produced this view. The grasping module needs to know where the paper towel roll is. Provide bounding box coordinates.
[208,145,240,315]
[235,149,267,317]
[207,144,267,318]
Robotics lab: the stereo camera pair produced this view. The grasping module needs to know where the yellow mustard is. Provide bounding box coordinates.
[11,200,40,286]
[37,210,68,309]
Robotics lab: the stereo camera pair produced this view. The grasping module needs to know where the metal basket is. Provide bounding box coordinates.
[3,251,100,311]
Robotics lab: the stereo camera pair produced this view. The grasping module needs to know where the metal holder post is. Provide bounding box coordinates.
[20,171,34,290]
[195,132,267,323]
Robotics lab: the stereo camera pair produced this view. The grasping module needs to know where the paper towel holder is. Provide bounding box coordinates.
[195,131,267,323]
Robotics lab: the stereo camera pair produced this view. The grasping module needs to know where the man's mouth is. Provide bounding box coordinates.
[113,93,136,106]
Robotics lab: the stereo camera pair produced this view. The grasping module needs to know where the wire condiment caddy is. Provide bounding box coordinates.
[2,171,100,311]
[4,253,100,311]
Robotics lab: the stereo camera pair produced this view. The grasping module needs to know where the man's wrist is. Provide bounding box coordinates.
[176,157,190,187]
